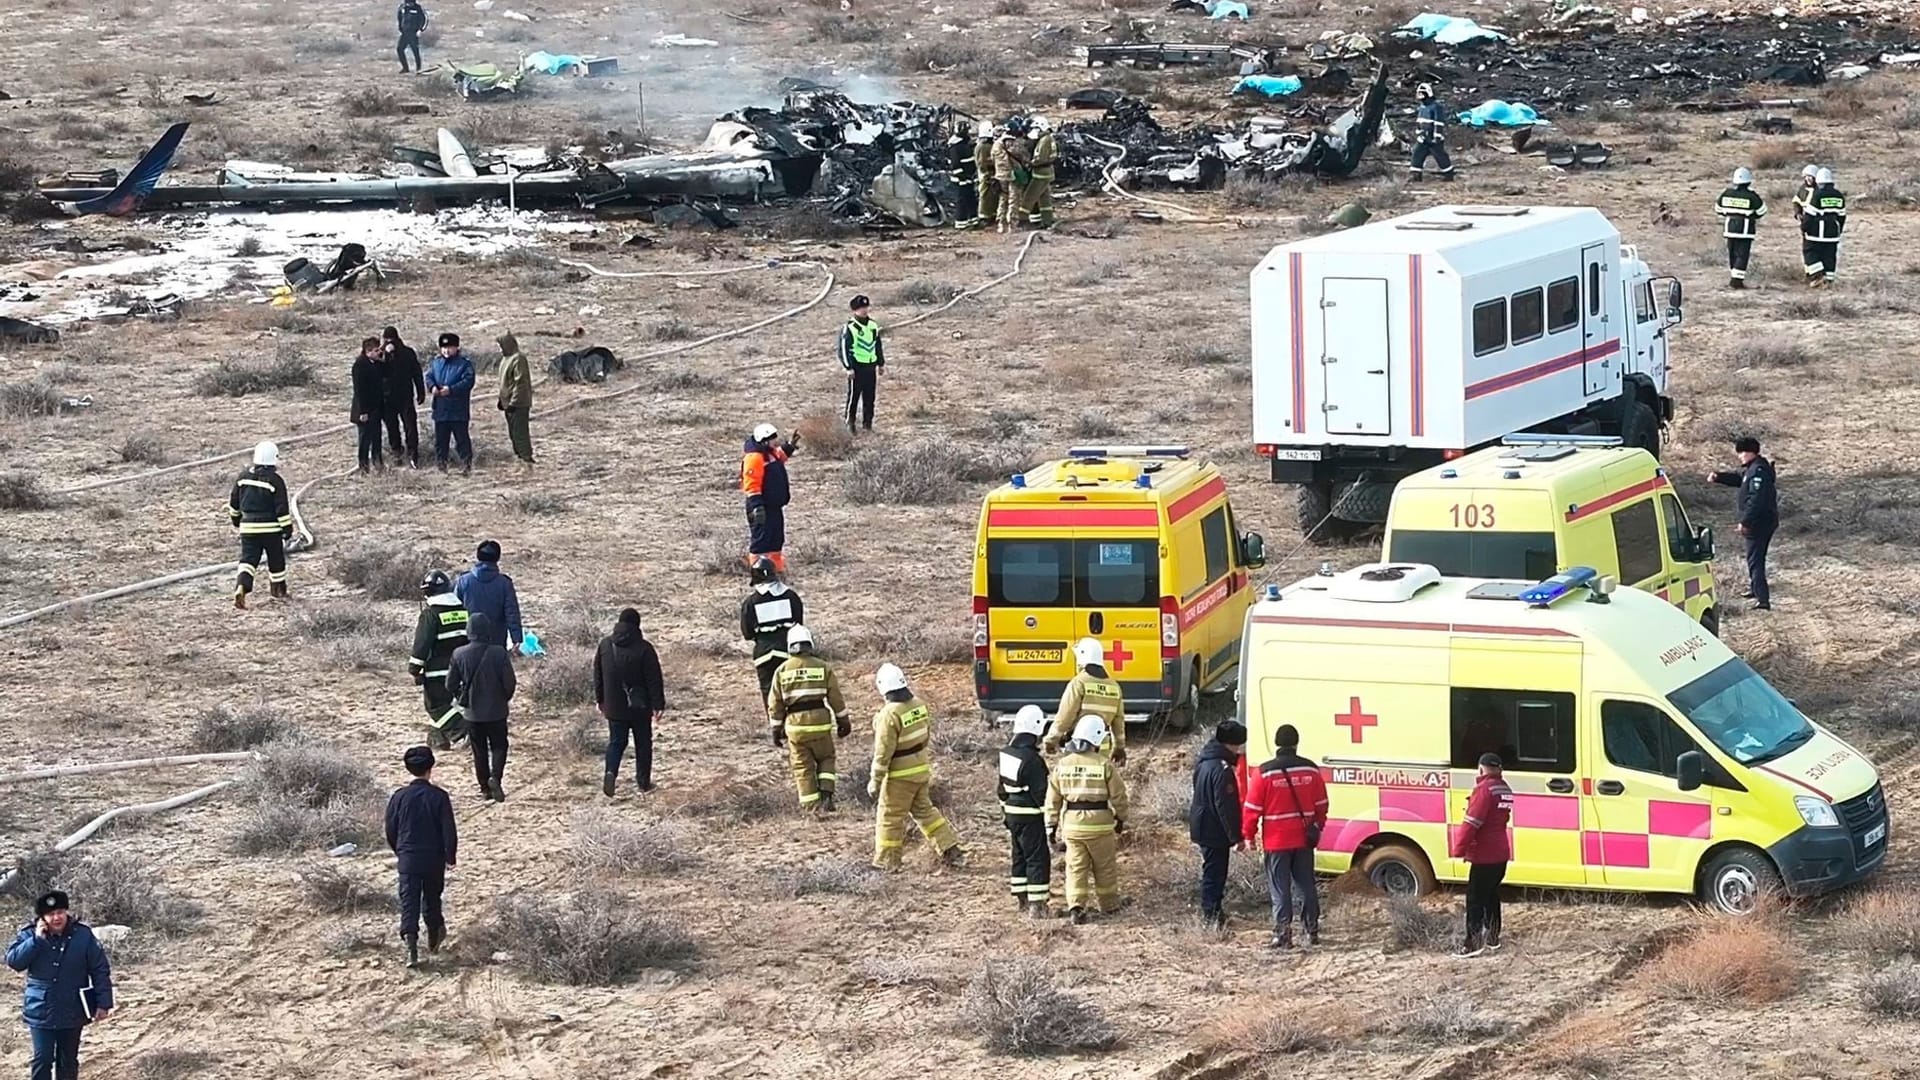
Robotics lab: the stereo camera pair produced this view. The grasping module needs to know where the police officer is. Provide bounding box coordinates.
[1043,638,1126,763]
[949,119,979,227]
[740,557,804,701]
[409,569,470,750]
[973,125,1001,230]
[999,705,1052,917]
[1707,437,1779,611]
[1714,167,1766,289]
[838,295,884,434]
[868,663,964,871]
[227,441,292,610]
[767,625,850,812]
[1046,715,1129,924]
[1410,83,1454,180]
[397,0,428,73]
[1022,116,1058,228]
[1801,167,1847,287]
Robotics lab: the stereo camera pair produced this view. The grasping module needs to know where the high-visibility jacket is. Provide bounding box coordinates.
[871,696,933,782]
[227,465,291,536]
[1045,748,1127,839]
[998,732,1049,823]
[1801,186,1847,242]
[740,583,804,670]
[1241,752,1329,852]
[408,593,469,680]
[740,441,792,510]
[767,653,847,737]
[1043,669,1125,756]
[1029,133,1057,182]
[838,317,884,370]
[1714,185,1766,239]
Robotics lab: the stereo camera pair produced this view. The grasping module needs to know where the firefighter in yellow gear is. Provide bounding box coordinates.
[867,663,964,871]
[1020,116,1057,228]
[992,117,1032,234]
[767,624,850,812]
[1043,637,1126,763]
[1045,715,1129,923]
[972,126,1000,229]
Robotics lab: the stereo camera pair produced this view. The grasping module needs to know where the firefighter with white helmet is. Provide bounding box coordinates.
[1044,637,1126,762]
[1045,714,1130,923]
[741,421,798,574]
[1021,115,1058,228]
[1792,163,1819,222]
[999,705,1053,916]
[971,124,1000,229]
[1410,83,1454,180]
[767,624,850,812]
[1714,166,1767,289]
[1801,166,1848,287]
[868,663,964,871]
[226,441,293,609]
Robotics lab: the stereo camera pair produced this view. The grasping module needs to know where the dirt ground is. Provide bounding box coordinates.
[5,0,1920,1077]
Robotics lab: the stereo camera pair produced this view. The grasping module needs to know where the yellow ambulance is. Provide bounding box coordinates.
[1382,435,1722,633]
[1238,562,1886,913]
[972,446,1266,730]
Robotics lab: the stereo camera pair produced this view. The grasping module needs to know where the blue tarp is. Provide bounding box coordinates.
[520,628,548,657]
[1233,74,1303,98]
[1457,99,1541,127]
[1209,0,1250,19]
[1398,12,1507,44]
[522,51,586,75]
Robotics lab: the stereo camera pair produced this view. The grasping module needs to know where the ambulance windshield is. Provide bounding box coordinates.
[1668,657,1814,766]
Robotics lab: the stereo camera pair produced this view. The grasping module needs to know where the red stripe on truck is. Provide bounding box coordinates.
[1166,476,1226,525]
[1465,338,1621,400]
[1409,254,1426,438]
[987,508,1159,528]
[1289,252,1307,434]
[1565,473,1670,522]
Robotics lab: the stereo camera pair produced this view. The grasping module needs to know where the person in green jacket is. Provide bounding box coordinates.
[496,332,534,468]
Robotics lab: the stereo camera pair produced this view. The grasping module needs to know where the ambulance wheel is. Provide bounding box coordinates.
[1166,666,1200,733]
[1700,848,1782,915]
[1360,842,1437,897]
[1623,400,1661,457]
[1701,608,1720,638]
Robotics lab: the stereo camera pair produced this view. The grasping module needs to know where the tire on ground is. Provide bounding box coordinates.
[1360,841,1438,897]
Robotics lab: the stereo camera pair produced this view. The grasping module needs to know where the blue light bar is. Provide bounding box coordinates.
[1519,566,1598,607]
[1066,445,1191,459]
[1136,473,1152,488]
[1264,584,1282,600]
[1010,473,1027,489]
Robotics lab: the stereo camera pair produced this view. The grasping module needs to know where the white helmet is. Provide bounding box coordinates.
[1801,164,1819,180]
[253,441,278,467]
[874,663,908,694]
[1012,705,1048,737]
[1815,167,1835,185]
[752,422,779,443]
[1731,166,1753,185]
[1416,82,1434,98]
[1030,115,1052,133]
[1073,637,1104,668]
[1071,714,1110,747]
[787,624,813,650]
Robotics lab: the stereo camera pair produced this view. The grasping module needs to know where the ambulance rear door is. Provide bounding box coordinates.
[1073,532,1163,704]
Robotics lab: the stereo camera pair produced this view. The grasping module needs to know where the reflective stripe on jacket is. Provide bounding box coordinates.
[999,733,1049,820]
[409,595,468,679]
[872,698,933,780]
[228,465,292,535]
[768,655,846,736]
[1044,670,1124,755]
[1714,186,1766,239]
[1045,749,1128,838]
[839,318,883,369]
[1801,188,1847,241]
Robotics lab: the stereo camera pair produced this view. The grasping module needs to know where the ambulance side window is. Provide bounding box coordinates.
[1201,508,1231,584]
[1449,688,1576,774]
[1659,494,1692,564]
[1601,700,1699,779]
[1610,501,1664,585]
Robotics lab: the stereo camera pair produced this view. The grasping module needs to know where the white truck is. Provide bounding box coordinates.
[1249,204,1683,539]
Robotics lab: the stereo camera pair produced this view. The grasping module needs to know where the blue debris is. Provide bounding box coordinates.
[1209,0,1251,19]
[1457,100,1542,127]
[1398,12,1507,45]
[1233,74,1304,98]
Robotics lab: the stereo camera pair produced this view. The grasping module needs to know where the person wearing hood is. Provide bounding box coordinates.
[496,331,534,469]
[425,332,475,474]
[351,336,388,474]
[1190,720,1248,931]
[594,608,666,796]
[1044,638,1126,763]
[446,610,515,802]
[227,441,293,610]
[740,421,798,574]
[740,557,805,701]
[455,540,523,652]
[381,326,425,468]
[869,663,965,872]
[767,624,849,813]
[409,568,470,751]
[7,889,113,1080]
[999,705,1053,918]
[1045,715,1129,924]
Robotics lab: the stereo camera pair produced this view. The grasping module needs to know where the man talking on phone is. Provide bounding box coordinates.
[6,890,113,1080]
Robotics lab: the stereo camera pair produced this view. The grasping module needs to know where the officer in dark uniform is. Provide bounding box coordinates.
[1708,436,1779,610]
[409,569,470,750]
[227,441,293,610]
[1714,167,1766,289]
[397,0,428,73]
[740,557,805,702]
[1410,83,1454,180]
[1801,167,1848,287]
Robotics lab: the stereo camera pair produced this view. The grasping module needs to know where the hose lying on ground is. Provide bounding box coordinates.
[0,780,240,893]
[0,752,258,786]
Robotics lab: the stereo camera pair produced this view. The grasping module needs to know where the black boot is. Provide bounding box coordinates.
[404,933,420,968]
[488,778,506,803]
[603,772,616,798]
[820,792,836,813]
[427,924,445,953]
[1068,907,1088,925]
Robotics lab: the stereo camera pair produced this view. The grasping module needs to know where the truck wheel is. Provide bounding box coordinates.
[1334,480,1393,524]
[1296,481,1335,543]
[1623,400,1661,457]
[1700,847,1782,915]
[1360,842,1438,897]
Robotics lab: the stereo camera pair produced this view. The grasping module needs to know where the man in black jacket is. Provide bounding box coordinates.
[1189,720,1247,930]
[594,608,666,797]
[1708,436,1780,610]
[999,706,1052,918]
[351,337,387,474]
[447,612,515,802]
[382,326,425,468]
[385,746,457,969]
[397,0,428,72]
[740,558,804,702]
[409,569,468,750]
[227,441,293,609]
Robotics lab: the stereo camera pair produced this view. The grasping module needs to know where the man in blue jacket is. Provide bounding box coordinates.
[385,746,458,969]
[425,332,475,475]
[455,540,523,651]
[1189,720,1247,931]
[7,890,113,1080]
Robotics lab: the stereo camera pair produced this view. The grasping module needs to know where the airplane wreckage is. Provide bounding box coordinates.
[36,73,1389,226]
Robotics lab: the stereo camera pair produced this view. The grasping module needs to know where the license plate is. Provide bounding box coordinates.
[1865,823,1887,847]
[1270,448,1322,461]
[1004,648,1062,664]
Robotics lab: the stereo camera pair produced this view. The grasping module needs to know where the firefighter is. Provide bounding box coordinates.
[838,295,884,434]
[1714,167,1766,289]
[740,557,805,702]
[1045,715,1129,924]
[1021,116,1057,228]
[972,125,1000,230]
[408,569,470,751]
[1410,83,1454,180]
[993,116,1032,235]
[741,422,798,574]
[949,119,980,227]
[227,441,293,609]
[767,625,850,812]
[1043,638,1125,762]
[868,663,964,871]
[1791,163,1818,223]
[1801,167,1847,287]
[999,705,1052,917]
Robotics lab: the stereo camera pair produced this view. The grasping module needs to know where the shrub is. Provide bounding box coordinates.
[1836,890,1920,959]
[340,87,402,117]
[233,796,381,855]
[514,492,566,515]
[776,857,883,897]
[1204,1004,1347,1055]
[809,14,885,42]
[188,703,297,751]
[1223,173,1312,209]
[1745,341,1814,368]
[132,1050,219,1080]
[115,431,168,464]
[192,353,316,397]
[1384,894,1452,952]
[246,740,378,809]
[292,601,388,641]
[856,955,948,989]
[1644,922,1804,1004]
[897,41,1009,78]
[1392,991,1510,1041]
[1178,345,1235,366]
[233,235,262,258]
[1,378,68,420]
[1750,142,1798,170]
[0,471,57,511]
[298,863,393,913]
[654,370,720,392]
[959,959,1120,1054]
[892,279,961,306]
[569,809,694,874]
[719,276,761,301]
[649,318,696,342]
[15,852,205,935]
[333,540,447,600]
[1535,1011,1635,1075]
[1135,771,1191,826]
[563,713,609,758]
[697,532,749,577]
[1864,960,1920,1017]
[793,409,856,460]
[532,651,597,705]
[843,440,1033,506]
[1074,408,1121,438]
[478,888,698,984]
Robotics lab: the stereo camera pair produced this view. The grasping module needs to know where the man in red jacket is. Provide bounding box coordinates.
[1241,724,1328,949]
[1450,752,1514,957]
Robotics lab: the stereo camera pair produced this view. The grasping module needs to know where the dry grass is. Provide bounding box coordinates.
[292,600,389,641]
[1392,989,1510,1041]
[562,713,609,759]
[855,955,950,989]
[842,439,1031,505]
[1383,894,1453,952]
[1835,890,1920,959]
[793,409,856,460]
[115,431,169,465]
[132,1050,220,1080]
[1224,173,1313,209]
[896,41,1010,78]
[1750,142,1800,170]
[191,353,317,397]
[1203,1002,1351,1055]
[245,740,378,807]
[808,14,886,43]
[568,808,695,874]
[298,863,393,914]
[1135,771,1192,826]
[0,472,58,511]
[476,888,698,984]
[234,741,383,854]
[234,796,381,855]
[531,651,596,706]
[340,87,403,117]
[775,856,884,897]
[1644,921,1804,1005]
[892,279,961,306]
[1863,960,1920,1017]
[959,959,1120,1054]
[1744,340,1814,368]
[1,378,67,418]
[8,852,204,935]
[1531,1010,1637,1076]
[333,540,447,600]
[188,703,298,751]
[1074,408,1121,438]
